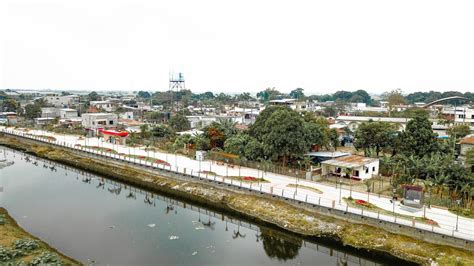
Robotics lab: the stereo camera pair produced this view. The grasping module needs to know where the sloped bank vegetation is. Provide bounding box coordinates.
[1,135,473,265]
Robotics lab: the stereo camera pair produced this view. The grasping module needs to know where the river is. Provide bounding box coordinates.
[0,147,412,265]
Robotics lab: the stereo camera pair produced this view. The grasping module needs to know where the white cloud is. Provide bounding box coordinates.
[2,0,473,94]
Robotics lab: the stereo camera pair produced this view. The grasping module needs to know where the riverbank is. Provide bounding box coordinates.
[1,135,473,265]
[0,208,80,265]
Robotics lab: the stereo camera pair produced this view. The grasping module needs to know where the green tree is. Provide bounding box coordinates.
[329,128,339,150]
[88,91,100,101]
[152,124,175,139]
[139,124,152,139]
[169,113,190,131]
[256,87,281,102]
[384,89,406,115]
[0,98,19,112]
[260,108,309,164]
[244,138,264,161]
[397,115,438,157]
[350,90,372,104]
[289,88,304,100]
[354,121,396,156]
[446,124,471,139]
[224,134,250,156]
[137,91,151,99]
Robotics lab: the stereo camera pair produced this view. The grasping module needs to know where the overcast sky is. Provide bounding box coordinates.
[1,0,473,95]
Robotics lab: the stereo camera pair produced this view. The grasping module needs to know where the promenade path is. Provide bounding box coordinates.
[2,126,473,241]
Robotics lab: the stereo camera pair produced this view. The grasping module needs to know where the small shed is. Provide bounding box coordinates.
[321,155,379,180]
[402,185,424,208]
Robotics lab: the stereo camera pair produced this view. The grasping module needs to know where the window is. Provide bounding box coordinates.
[109,120,114,125]
[354,170,359,176]
[459,114,465,119]
[373,166,376,171]
[365,168,369,174]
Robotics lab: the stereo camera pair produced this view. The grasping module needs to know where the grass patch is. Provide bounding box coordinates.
[124,154,171,166]
[198,171,218,176]
[287,184,323,194]
[0,208,79,265]
[449,207,474,219]
[78,145,117,154]
[226,176,269,183]
[343,198,439,226]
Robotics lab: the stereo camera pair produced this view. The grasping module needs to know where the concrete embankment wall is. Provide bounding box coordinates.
[1,132,473,252]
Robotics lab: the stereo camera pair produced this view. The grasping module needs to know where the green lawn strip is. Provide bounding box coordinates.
[286,184,323,194]
[198,171,218,176]
[80,146,117,154]
[225,176,269,183]
[122,154,170,166]
[448,207,474,219]
[343,197,439,226]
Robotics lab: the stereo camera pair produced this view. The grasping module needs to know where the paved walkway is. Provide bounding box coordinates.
[2,126,473,241]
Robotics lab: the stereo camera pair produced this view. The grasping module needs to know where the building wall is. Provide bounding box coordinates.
[81,113,118,129]
[44,95,79,108]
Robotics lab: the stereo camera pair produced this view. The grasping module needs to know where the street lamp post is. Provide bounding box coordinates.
[455,199,461,231]
[392,188,396,217]
[339,179,343,204]
[226,159,229,178]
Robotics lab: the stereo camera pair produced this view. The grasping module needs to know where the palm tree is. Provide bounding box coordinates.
[217,118,237,138]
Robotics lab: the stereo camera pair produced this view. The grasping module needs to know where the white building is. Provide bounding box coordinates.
[44,95,79,108]
[90,101,116,112]
[81,113,118,129]
[460,135,474,173]
[321,155,379,180]
[41,107,59,118]
[59,108,78,119]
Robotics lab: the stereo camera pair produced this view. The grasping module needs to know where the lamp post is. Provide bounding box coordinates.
[392,188,396,217]
[339,179,343,204]
[225,159,229,178]
[295,171,299,194]
[455,199,461,231]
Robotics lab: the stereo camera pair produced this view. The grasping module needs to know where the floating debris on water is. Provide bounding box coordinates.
[148,224,156,228]
[192,251,198,256]
[109,225,116,229]
[169,235,179,240]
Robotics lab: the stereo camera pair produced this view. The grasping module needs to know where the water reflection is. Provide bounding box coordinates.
[259,228,302,261]
[0,147,411,265]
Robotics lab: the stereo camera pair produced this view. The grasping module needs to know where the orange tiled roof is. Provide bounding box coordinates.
[460,136,474,145]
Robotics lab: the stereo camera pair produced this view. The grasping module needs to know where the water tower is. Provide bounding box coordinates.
[169,72,185,111]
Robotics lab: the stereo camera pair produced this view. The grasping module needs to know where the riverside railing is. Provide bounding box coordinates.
[1,127,473,244]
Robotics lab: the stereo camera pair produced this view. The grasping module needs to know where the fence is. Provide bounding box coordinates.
[207,151,306,178]
[1,127,473,250]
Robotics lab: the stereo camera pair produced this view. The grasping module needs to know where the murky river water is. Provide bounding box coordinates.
[0,147,412,265]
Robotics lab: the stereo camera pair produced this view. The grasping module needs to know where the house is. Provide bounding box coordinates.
[41,107,60,118]
[43,95,79,108]
[59,109,78,119]
[460,135,474,173]
[89,101,116,112]
[81,113,118,130]
[321,155,379,180]
[305,151,351,164]
[34,117,56,125]
[0,112,18,125]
